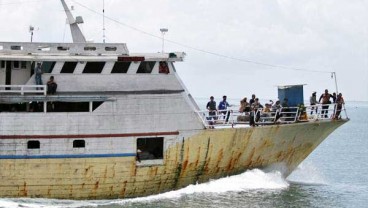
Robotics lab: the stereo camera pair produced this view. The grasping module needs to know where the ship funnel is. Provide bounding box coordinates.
[60,0,86,43]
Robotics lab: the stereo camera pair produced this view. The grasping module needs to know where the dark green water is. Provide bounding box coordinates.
[1,102,367,208]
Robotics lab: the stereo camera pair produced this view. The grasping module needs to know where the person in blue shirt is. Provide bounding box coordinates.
[218,95,231,122]
[35,62,43,85]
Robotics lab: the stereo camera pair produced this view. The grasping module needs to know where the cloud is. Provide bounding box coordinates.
[0,0,367,101]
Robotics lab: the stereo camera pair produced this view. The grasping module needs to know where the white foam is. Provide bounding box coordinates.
[118,169,289,204]
[0,200,20,208]
[0,198,98,208]
[0,169,288,208]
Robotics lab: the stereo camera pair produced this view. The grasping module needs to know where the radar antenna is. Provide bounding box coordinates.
[60,0,86,43]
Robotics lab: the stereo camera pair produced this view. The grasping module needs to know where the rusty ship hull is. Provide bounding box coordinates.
[0,120,346,199]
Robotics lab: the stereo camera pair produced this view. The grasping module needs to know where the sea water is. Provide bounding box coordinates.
[0,101,367,208]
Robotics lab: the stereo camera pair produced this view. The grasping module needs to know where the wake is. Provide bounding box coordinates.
[0,169,289,208]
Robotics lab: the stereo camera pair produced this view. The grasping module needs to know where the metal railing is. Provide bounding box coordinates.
[197,103,348,128]
[0,85,47,95]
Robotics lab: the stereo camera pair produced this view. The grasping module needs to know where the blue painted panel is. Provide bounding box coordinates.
[278,85,304,107]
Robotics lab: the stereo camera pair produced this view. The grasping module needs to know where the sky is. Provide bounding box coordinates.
[0,0,367,102]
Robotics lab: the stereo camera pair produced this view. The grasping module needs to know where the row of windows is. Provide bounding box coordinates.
[7,45,118,52]
[0,61,171,74]
[0,61,27,69]
[26,137,164,161]
[0,102,103,113]
[27,140,85,149]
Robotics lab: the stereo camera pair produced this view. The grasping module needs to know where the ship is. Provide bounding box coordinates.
[0,0,348,199]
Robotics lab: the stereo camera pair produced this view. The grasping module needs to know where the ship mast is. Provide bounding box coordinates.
[60,0,86,43]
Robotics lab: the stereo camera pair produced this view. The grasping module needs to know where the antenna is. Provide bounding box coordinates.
[60,0,86,43]
[29,25,34,42]
[331,72,339,95]
[103,0,106,43]
[160,28,168,53]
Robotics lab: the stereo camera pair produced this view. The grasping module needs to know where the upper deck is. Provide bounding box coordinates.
[0,41,187,92]
[0,42,129,56]
[0,42,185,61]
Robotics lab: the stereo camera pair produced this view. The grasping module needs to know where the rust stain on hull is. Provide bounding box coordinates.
[0,120,347,199]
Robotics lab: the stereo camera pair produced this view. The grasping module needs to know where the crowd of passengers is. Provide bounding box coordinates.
[206,89,345,127]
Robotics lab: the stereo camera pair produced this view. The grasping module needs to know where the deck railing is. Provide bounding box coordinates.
[197,103,348,128]
[0,85,47,95]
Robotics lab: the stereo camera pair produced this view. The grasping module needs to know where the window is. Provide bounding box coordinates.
[0,102,43,113]
[84,46,96,51]
[60,62,77,73]
[21,61,27,69]
[105,47,117,51]
[92,101,103,111]
[73,140,85,148]
[48,102,89,112]
[82,62,105,73]
[41,61,56,73]
[0,61,4,68]
[137,137,164,161]
[111,62,131,73]
[13,61,20,69]
[57,46,69,51]
[137,61,155,73]
[27,140,40,149]
[159,61,170,74]
[11,45,22,50]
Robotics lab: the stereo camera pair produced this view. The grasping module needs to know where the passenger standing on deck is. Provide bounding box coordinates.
[253,98,263,122]
[334,93,345,119]
[250,98,262,126]
[206,96,217,126]
[332,92,337,103]
[310,92,318,114]
[249,94,256,105]
[272,100,281,111]
[272,100,282,122]
[35,62,43,86]
[319,89,334,118]
[218,95,231,122]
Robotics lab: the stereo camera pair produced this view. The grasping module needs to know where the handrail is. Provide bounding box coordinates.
[197,103,348,128]
[0,85,47,95]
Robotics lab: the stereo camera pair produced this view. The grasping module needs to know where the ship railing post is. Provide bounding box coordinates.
[316,104,320,121]
[21,85,25,95]
[294,107,299,122]
[43,85,47,95]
